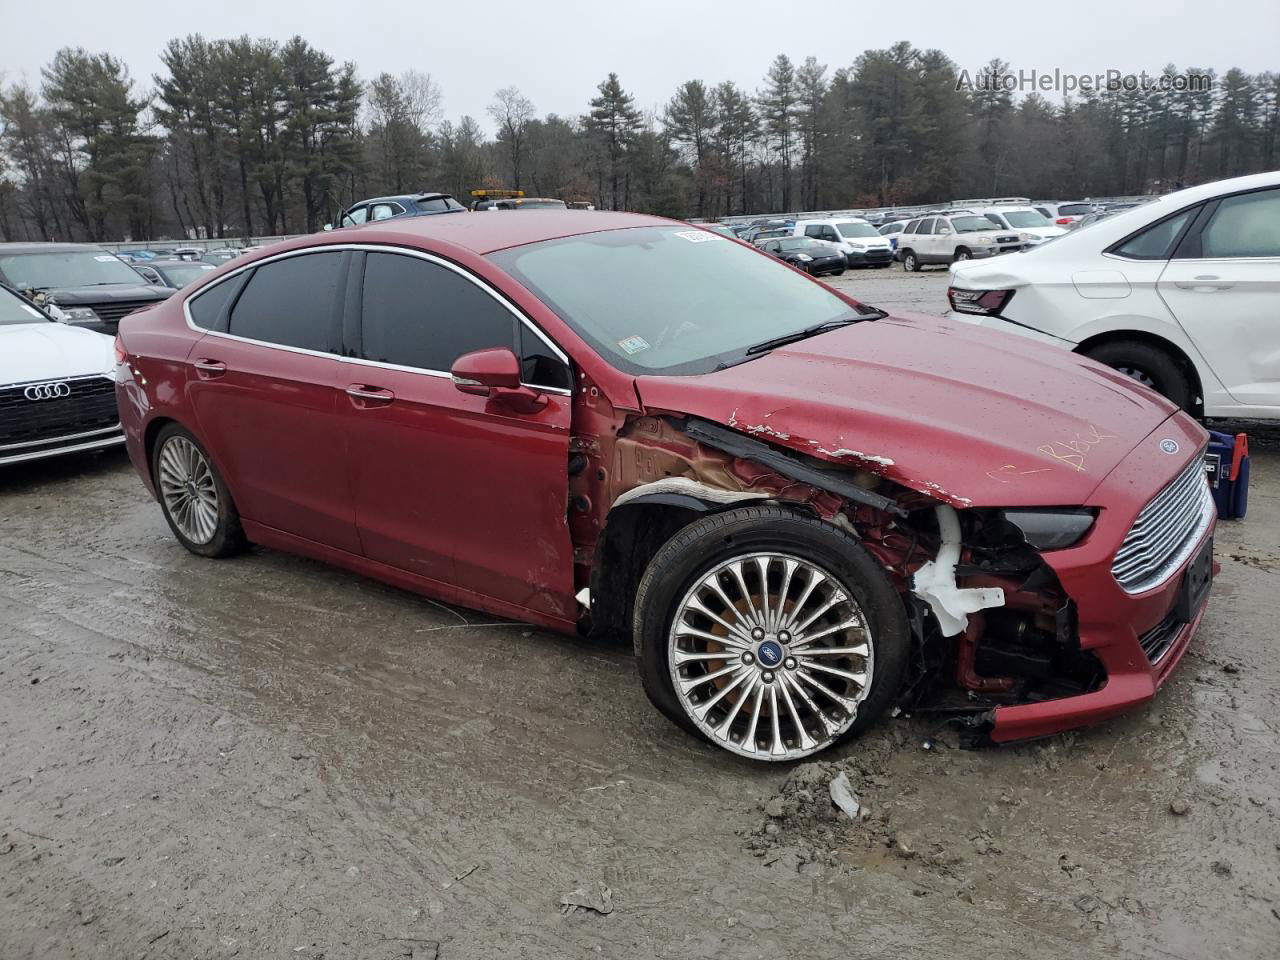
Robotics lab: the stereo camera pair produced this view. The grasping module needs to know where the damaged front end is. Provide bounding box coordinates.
[583,413,1108,747]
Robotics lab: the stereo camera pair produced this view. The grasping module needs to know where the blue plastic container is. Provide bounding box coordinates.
[1204,431,1249,520]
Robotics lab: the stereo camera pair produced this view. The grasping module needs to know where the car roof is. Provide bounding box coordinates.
[274,210,674,257]
[0,242,109,254]
[148,259,216,268]
[357,192,453,206]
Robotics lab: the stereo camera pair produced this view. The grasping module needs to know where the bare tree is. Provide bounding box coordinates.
[487,86,535,189]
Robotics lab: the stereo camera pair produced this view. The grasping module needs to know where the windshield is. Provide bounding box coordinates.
[157,263,216,287]
[0,250,145,291]
[0,286,51,326]
[834,221,880,239]
[951,216,996,234]
[490,226,863,376]
[998,210,1051,228]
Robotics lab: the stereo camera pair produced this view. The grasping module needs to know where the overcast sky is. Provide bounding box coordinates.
[2,0,1277,133]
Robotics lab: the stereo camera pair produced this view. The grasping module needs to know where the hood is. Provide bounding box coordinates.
[46,283,172,305]
[0,321,115,384]
[1024,227,1067,239]
[634,313,1178,508]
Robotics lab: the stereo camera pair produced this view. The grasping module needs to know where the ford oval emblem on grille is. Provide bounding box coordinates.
[1159,438,1180,455]
[23,381,71,401]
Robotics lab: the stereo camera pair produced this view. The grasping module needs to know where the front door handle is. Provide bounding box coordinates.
[345,384,395,407]
[193,359,226,379]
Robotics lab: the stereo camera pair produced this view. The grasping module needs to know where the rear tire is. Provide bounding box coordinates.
[902,251,919,272]
[1081,340,1194,411]
[152,423,248,558]
[633,505,910,761]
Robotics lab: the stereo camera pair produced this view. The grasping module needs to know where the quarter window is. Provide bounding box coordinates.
[369,203,402,222]
[1199,190,1280,258]
[341,206,368,227]
[1112,208,1197,260]
[188,275,241,330]
[360,252,516,371]
[228,252,344,351]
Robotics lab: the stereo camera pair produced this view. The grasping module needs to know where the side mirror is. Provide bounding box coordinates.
[451,347,546,412]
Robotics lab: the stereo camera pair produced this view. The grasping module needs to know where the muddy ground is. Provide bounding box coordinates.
[2,268,1278,959]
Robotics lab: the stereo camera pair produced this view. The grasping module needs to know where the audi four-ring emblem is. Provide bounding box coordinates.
[23,381,71,401]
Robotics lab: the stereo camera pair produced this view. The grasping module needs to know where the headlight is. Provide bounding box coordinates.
[973,235,994,244]
[1003,509,1096,550]
[847,243,866,250]
[1019,232,1040,242]
[60,306,101,324]
[795,254,813,262]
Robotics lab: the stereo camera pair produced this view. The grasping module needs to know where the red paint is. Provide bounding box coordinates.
[115,211,1212,747]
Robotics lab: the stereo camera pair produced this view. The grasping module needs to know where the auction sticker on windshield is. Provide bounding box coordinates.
[674,230,714,243]
[617,335,651,355]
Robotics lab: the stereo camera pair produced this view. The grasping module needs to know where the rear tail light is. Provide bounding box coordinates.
[1055,217,1073,224]
[948,287,1015,316]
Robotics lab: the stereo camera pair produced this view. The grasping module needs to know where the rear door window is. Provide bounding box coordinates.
[341,206,368,227]
[1112,208,1198,260]
[228,252,345,351]
[360,252,516,371]
[1197,189,1280,258]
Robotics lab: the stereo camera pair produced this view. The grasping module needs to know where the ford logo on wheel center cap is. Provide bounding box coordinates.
[1159,438,1180,454]
[757,640,784,667]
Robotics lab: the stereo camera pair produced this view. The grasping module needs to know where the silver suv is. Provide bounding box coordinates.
[895,213,1024,271]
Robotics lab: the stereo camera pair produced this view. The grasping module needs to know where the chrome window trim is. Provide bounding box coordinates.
[182,242,573,395]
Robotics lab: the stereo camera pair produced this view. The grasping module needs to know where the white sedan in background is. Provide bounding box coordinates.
[947,170,1280,418]
[0,283,123,466]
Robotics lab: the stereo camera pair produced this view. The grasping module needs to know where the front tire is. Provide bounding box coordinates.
[633,505,910,761]
[953,247,972,262]
[1081,340,1194,411]
[152,423,247,558]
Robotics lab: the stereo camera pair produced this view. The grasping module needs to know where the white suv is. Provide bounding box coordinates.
[970,206,1067,245]
[895,212,1026,271]
[791,218,894,267]
[948,170,1280,419]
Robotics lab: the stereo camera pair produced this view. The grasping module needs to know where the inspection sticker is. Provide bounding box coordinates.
[673,230,714,243]
[617,335,651,355]
[94,255,118,262]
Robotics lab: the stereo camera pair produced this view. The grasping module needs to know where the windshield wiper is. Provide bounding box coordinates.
[743,312,883,356]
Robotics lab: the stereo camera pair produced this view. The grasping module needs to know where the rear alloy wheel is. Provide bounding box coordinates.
[153,424,247,558]
[1081,340,1194,412]
[902,251,919,272]
[634,505,909,761]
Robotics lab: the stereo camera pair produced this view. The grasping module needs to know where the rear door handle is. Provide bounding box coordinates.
[345,384,395,406]
[1173,276,1234,291]
[193,359,226,379]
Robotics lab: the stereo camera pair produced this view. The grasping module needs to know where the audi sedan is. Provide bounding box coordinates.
[115,211,1215,761]
[0,282,123,466]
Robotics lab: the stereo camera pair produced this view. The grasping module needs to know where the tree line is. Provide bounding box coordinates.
[1,37,1277,243]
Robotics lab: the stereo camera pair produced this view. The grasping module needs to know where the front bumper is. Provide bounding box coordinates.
[846,248,894,266]
[0,424,125,465]
[986,418,1214,742]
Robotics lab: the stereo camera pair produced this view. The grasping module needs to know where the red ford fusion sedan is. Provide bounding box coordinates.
[115,212,1215,761]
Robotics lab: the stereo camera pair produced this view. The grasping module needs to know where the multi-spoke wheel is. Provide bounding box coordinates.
[151,423,247,558]
[634,505,909,762]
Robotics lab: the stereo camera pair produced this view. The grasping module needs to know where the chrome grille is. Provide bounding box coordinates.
[1111,456,1213,594]
[0,375,119,448]
[83,299,159,324]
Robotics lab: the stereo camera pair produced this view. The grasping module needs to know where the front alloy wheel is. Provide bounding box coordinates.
[633,505,909,762]
[668,552,874,759]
